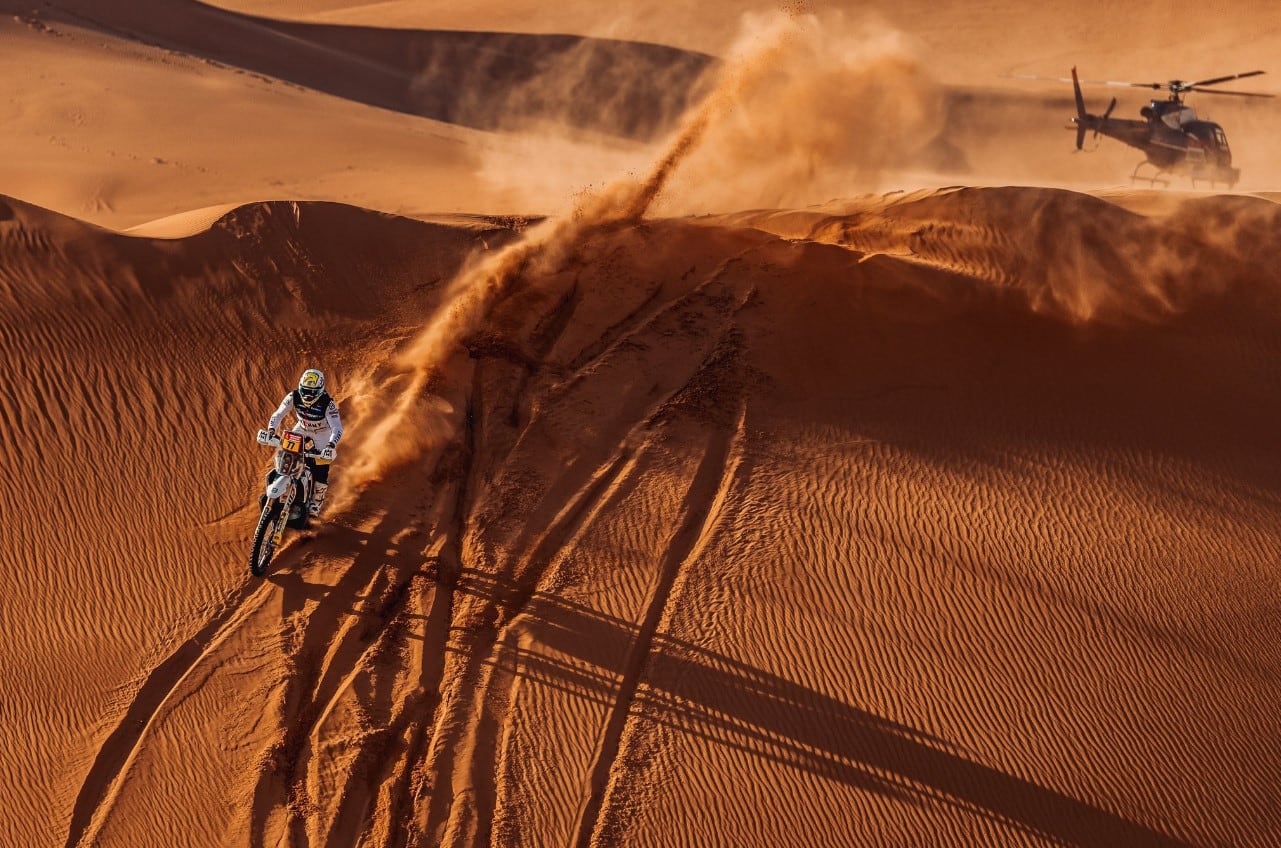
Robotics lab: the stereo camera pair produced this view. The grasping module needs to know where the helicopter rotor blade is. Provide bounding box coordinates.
[1184,87,1275,98]
[1007,69,1275,105]
[1187,70,1265,88]
[1010,73,1163,89]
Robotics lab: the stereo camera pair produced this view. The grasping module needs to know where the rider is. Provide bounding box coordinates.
[266,368,344,516]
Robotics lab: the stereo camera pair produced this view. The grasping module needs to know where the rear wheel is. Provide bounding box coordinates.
[250,500,284,576]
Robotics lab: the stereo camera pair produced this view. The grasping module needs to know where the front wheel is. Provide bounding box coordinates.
[250,500,284,576]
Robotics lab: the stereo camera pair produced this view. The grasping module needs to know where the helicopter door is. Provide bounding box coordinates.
[1214,127,1231,156]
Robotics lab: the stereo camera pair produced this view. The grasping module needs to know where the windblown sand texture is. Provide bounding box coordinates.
[3,2,1281,847]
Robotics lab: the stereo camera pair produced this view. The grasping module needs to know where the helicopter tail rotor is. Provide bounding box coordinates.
[1071,68,1122,150]
[1072,66,1088,149]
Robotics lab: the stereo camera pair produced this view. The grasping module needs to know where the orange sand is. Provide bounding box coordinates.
[3,3,1280,847]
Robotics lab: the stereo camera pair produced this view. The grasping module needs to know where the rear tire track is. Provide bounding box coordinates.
[248,498,437,847]
[573,400,745,848]
[418,253,744,844]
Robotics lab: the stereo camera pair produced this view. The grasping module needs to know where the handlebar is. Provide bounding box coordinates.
[256,429,335,460]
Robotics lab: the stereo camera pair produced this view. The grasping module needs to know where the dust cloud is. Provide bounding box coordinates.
[656,11,945,213]
[478,11,945,216]
[343,11,946,489]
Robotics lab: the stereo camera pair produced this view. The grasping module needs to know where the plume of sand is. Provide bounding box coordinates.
[654,11,945,214]
[477,11,944,217]
[824,187,1281,323]
[339,13,814,490]
[341,11,945,491]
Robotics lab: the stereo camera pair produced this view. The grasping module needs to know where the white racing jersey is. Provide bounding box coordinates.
[269,389,343,456]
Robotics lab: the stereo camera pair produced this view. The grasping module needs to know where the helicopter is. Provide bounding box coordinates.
[1017,68,1274,187]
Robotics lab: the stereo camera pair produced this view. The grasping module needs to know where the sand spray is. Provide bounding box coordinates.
[337,12,942,495]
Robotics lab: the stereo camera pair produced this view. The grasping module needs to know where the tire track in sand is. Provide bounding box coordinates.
[421,263,757,846]
[63,574,279,848]
[245,481,444,847]
[572,399,745,848]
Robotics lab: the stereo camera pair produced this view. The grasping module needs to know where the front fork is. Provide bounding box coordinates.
[265,473,299,545]
[272,491,292,545]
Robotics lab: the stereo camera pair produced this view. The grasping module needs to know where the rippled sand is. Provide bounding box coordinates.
[3,3,1280,847]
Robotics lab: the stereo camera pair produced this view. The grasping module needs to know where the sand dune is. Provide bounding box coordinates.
[4,184,1281,847]
[4,2,1281,847]
[35,0,712,139]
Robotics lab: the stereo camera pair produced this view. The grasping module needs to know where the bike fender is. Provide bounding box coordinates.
[266,477,292,500]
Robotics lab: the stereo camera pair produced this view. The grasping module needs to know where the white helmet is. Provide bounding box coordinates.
[298,369,325,407]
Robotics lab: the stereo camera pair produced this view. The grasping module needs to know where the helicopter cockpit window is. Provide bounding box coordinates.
[1162,107,1195,129]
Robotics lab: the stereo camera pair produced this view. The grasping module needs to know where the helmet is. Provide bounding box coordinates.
[298,369,325,407]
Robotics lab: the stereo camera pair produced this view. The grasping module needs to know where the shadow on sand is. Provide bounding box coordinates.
[439,567,1190,848]
[48,0,715,140]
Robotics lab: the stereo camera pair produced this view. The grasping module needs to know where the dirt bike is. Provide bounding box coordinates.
[249,428,333,576]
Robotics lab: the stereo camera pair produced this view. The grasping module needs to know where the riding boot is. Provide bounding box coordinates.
[309,482,329,516]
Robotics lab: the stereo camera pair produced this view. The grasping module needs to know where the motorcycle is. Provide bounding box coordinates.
[250,428,334,576]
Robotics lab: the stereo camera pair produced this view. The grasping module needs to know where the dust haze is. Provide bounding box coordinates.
[477,11,948,216]
[655,11,946,213]
[349,10,934,487]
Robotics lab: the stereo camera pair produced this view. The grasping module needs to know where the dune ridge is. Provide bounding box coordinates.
[724,187,1281,321]
[30,0,714,140]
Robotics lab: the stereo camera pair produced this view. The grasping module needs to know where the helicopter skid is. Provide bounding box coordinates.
[1130,161,1170,188]
[1131,160,1239,190]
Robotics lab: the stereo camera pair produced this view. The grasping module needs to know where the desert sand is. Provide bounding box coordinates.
[2,2,1280,847]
